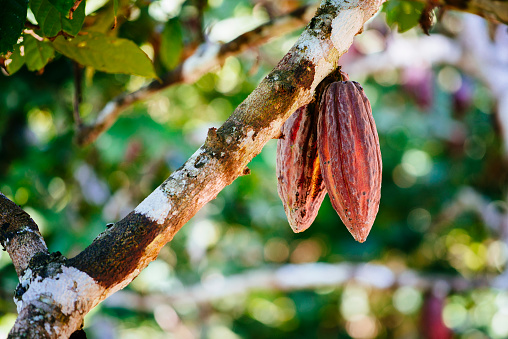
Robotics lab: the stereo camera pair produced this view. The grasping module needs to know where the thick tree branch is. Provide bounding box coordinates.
[9,1,385,337]
[0,193,48,278]
[74,3,319,146]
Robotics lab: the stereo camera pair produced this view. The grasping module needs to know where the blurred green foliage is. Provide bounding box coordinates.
[1,1,507,338]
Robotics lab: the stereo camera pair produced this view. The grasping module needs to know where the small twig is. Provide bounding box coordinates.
[73,62,83,128]
[23,29,44,42]
[69,0,84,20]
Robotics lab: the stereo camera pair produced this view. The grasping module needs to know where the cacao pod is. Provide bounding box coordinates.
[317,81,382,243]
[277,104,327,233]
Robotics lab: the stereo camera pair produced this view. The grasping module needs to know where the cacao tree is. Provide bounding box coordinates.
[1,0,508,338]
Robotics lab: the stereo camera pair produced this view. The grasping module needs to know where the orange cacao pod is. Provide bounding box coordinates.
[277,105,327,233]
[317,81,382,243]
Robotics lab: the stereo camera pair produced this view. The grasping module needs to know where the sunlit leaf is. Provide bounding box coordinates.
[52,32,157,78]
[24,34,55,71]
[0,0,28,54]
[30,0,85,37]
[160,18,183,70]
[85,1,117,33]
[383,0,425,33]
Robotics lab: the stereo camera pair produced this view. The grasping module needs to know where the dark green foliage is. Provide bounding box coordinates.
[23,34,55,71]
[47,0,73,15]
[0,0,28,54]
[30,0,85,37]
[4,43,25,74]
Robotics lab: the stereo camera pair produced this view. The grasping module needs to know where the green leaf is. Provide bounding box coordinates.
[24,34,55,71]
[383,0,425,33]
[160,18,183,70]
[5,43,25,74]
[30,0,85,37]
[0,0,28,54]
[52,32,157,78]
[47,0,73,14]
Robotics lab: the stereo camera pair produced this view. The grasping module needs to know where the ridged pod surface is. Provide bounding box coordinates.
[317,81,382,243]
[277,105,327,233]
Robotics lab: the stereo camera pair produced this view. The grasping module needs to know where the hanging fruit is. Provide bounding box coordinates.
[317,80,382,243]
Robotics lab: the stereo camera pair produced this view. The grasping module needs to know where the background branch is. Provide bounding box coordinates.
[104,261,497,309]
[74,3,318,146]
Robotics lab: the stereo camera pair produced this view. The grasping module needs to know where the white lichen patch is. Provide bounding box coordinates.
[235,128,260,150]
[295,30,333,65]
[245,129,255,142]
[16,226,39,236]
[182,42,221,84]
[44,323,54,337]
[330,8,364,53]
[16,266,103,315]
[163,148,209,197]
[16,226,48,249]
[311,57,335,91]
[134,186,172,225]
[19,268,33,290]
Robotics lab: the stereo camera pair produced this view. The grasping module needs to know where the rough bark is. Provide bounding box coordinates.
[0,193,48,277]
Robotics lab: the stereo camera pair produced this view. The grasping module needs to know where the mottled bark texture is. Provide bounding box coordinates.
[0,192,48,277]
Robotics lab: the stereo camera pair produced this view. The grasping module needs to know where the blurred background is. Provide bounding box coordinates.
[1,0,508,338]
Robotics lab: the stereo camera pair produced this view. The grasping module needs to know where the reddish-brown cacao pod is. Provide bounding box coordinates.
[317,81,382,243]
[277,104,327,233]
